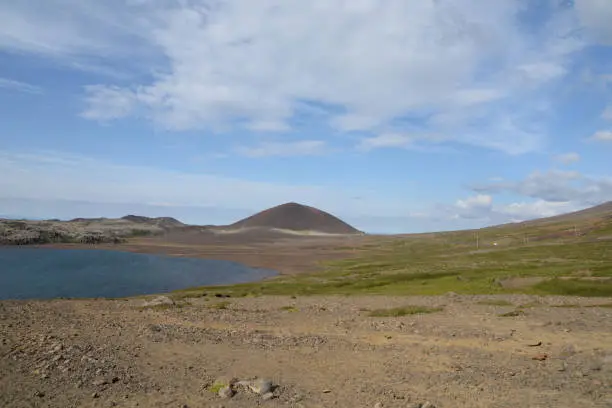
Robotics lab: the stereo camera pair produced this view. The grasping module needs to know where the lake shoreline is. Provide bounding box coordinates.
[0,246,278,301]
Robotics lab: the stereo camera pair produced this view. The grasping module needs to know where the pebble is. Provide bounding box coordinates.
[589,361,603,371]
[34,391,45,398]
[93,378,108,386]
[143,296,175,307]
[374,403,383,408]
[218,386,235,399]
[248,378,273,395]
[262,392,275,401]
[92,392,100,399]
[557,361,567,372]
[421,402,436,408]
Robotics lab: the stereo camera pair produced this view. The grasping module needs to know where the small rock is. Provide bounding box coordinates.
[374,403,383,408]
[322,389,332,393]
[111,376,120,383]
[532,353,548,361]
[93,378,108,386]
[34,391,45,398]
[143,296,175,307]
[262,392,275,401]
[218,386,235,399]
[92,392,100,399]
[557,361,567,372]
[589,361,603,371]
[248,378,273,395]
[422,403,436,408]
[527,341,542,347]
[560,344,577,357]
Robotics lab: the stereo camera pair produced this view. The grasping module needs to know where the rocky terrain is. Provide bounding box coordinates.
[0,216,183,245]
[1,294,611,408]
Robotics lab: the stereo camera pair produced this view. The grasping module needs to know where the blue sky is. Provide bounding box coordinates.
[0,0,611,233]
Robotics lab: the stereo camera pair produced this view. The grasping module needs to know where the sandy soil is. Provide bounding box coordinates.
[2,294,611,408]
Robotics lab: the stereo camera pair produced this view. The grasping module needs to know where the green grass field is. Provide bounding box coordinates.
[173,214,612,299]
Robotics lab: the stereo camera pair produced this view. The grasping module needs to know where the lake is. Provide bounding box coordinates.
[0,247,277,300]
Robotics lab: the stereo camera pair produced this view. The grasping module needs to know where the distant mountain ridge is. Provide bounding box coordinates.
[121,215,184,228]
[227,202,362,235]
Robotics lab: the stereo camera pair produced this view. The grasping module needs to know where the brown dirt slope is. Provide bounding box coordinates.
[228,202,362,234]
[1,294,611,408]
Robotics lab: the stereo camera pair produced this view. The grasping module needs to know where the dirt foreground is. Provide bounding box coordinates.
[2,294,611,408]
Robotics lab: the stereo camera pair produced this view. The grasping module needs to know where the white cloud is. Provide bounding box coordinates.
[81,85,136,120]
[453,194,493,219]
[449,88,507,106]
[0,77,42,94]
[554,152,581,165]
[497,200,578,222]
[575,0,612,45]
[234,140,327,158]
[0,149,411,219]
[427,193,580,225]
[456,194,493,210]
[472,169,612,206]
[358,133,414,151]
[357,132,451,152]
[0,0,588,154]
[591,130,612,142]
[434,193,582,224]
[517,62,567,82]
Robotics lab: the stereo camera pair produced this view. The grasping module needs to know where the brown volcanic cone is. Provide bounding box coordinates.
[229,202,361,234]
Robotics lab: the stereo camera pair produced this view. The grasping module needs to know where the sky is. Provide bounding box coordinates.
[0,0,611,234]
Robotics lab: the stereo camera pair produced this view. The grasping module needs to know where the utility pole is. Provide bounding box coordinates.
[475,230,480,250]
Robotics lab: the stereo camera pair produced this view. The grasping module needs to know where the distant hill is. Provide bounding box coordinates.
[478,201,612,245]
[121,215,185,228]
[527,201,612,225]
[227,202,362,235]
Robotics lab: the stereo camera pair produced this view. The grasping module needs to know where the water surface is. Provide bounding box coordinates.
[0,247,276,300]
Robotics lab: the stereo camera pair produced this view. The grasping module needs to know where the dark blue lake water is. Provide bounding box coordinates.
[0,247,277,300]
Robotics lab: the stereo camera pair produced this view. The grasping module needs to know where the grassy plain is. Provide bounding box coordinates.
[173,214,612,299]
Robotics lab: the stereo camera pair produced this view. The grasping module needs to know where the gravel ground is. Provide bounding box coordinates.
[1,294,611,408]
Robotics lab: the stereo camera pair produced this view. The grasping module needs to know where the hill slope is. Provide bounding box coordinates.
[121,215,185,228]
[228,202,361,234]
